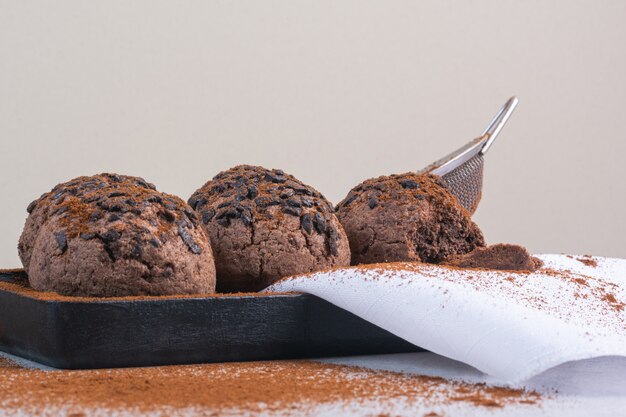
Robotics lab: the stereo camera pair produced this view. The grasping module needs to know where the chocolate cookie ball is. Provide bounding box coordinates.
[335,173,485,265]
[189,165,351,292]
[19,174,216,297]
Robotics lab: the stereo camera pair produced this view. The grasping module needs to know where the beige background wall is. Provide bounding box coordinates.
[1,1,625,267]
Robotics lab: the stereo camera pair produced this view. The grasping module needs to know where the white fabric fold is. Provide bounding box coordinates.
[267,254,626,382]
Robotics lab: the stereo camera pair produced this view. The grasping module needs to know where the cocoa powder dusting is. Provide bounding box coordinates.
[577,255,598,268]
[602,293,625,312]
[0,357,540,415]
[0,272,291,302]
[0,356,20,369]
[540,266,625,313]
[566,254,599,268]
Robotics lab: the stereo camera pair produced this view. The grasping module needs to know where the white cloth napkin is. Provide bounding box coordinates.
[267,254,626,382]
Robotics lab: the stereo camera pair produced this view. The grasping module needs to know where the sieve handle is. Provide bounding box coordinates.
[428,96,519,176]
[479,96,519,155]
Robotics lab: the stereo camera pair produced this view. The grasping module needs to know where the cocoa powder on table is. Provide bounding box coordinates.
[0,356,540,416]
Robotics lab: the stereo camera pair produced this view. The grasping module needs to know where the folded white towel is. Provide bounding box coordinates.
[267,254,626,382]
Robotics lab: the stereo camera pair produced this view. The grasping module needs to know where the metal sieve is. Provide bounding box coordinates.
[421,97,519,214]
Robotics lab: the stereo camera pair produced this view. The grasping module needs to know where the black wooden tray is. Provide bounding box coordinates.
[0,270,421,369]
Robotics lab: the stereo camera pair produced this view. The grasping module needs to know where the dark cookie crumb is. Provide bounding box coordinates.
[301,213,313,234]
[101,229,121,243]
[313,212,327,234]
[399,179,419,189]
[327,227,339,256]
[444,244,543,272]
[54,231,68,253]
[178,222,202,255]
[131,242,143,259]
[26,200,37,214]
[202,209,216,225]
[341,194,358,208]
[280,189,295,199]
[79,232,96,240]
[283,207,302,217]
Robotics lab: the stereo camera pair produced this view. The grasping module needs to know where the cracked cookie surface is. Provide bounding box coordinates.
[189,165,350,292]
[336,173,485,265]
[19,174,216,297]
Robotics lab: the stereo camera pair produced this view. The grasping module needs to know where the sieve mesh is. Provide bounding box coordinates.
[440,153,484,215]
